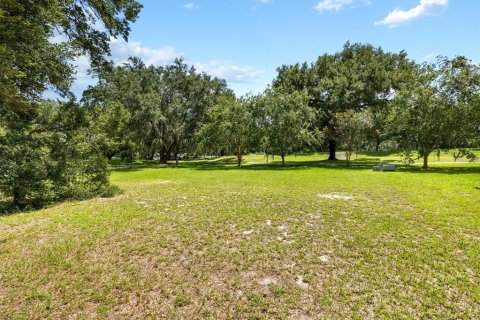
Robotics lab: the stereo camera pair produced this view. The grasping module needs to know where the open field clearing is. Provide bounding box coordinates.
[1,159,479,319]
[3,1,479,319]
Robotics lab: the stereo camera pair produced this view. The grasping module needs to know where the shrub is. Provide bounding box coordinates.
[0,101,113,208]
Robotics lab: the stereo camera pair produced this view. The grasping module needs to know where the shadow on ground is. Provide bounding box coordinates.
[3,160,479,215]
[113,158,480,175]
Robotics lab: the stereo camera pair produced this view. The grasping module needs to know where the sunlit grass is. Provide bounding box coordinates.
[1,157,479,318]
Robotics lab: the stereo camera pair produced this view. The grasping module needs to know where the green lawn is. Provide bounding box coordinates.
[1,158,479,319]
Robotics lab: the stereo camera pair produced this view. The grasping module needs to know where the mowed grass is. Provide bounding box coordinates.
[1,157,479,319]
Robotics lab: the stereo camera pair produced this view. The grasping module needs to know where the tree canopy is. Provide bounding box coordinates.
[387,56,480,169]
[0,0,141,207]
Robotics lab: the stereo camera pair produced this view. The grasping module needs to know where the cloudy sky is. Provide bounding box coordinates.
[68,0,479,98]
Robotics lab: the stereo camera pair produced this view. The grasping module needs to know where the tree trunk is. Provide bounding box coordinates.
[147,144,155,160]
[13,189,26,206]
[281,154,285,167]
[375,137,381,152]
[175,152,179,167]
[422,149,430,169]
[159,152,170,164]
[236,154,242,167]
[328,139,337,161]
[159,144,174,164]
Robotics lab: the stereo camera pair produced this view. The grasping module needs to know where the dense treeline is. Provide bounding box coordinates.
[1,0,479,208]
[82,43,479,170]
[82,57,232,164]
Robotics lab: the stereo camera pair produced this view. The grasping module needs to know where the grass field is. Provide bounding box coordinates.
[1,153,479,319]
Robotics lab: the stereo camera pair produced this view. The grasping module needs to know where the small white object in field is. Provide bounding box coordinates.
[243,229,254,235]
[318,194,354,200]
[296,275,309,289]
[258,277,278,286]
[277,225,287,231]
[266,220,272,226]
[319,255,330,263]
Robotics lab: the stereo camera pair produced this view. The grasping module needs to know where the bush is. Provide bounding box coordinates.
[0,101,113,208]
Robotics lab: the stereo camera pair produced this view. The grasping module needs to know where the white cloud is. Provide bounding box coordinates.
[183,3,198,10]
[315,0,353,13]
[61,39,263,98]
[257,0,272,3]
[108,39,263,83]
[195,60,264,83]
[109,37,182,66]
[315,0,370,13]
[375,0,448,28]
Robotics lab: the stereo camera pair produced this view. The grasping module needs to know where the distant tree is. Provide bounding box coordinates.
[197,95,259,167]
[273,42,414,160]
[262,91,321,167]
[388,56,480,169]
[84,58,230,164]
[334,110,373,166]
[452,149,478,163]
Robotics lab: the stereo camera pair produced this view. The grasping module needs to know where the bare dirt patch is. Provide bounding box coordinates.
[317,193,355,200]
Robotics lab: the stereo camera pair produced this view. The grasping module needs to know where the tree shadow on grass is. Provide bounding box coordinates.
[0,200,40,216]
[166,159,480,175]
[107,157,480,176]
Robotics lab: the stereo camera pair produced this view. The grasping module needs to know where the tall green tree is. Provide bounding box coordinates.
[262,91,321,167]
[0,0,142,111]
[0,0,141,205]
[334,110,373,166]
[273,42,414,160]
[388,56,480,169]
[84,58,231,163]
[0,101,112,207]
[197,95,260,167]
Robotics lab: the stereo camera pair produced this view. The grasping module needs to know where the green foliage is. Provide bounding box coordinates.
[84,58,231,163]
[453,148,478,163]
[0,0,141,208]
[334,110,373,166]
[261,91,321,166]
[0,0,141,110]
[0,101,112,208]
[387,56,480,169]
[272,42,415,158]
[197,95,259,167]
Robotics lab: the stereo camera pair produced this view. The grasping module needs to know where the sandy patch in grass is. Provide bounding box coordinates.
[258,276,279,286]
[155,180,173,184]
[296,275,309,290]
[318,193,355,200]
[319,255,330,263]
[242,229,254,235]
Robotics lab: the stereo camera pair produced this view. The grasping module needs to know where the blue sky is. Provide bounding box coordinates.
[71,0,480,96]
